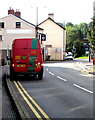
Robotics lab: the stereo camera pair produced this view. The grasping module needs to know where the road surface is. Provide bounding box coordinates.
[14,61,93,119]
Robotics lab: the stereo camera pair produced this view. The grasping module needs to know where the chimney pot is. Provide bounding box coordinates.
[8,8,21,17]
[15,10,21,17]
[8,8,15,15]
[48,13,54,20]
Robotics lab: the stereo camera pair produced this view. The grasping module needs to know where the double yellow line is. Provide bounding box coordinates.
[14,81,51,120]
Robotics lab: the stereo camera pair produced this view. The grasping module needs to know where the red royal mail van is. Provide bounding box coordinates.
[10,38,43,80]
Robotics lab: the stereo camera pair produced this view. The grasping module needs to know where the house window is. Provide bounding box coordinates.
[16,22,21,28]
[0,35,2,41]
[0,22,4,28]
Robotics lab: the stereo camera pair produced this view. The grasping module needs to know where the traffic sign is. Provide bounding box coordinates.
[41,34,46,41]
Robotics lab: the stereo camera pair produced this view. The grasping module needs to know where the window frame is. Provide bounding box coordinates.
[0,22,4,28]
[0,35,2,41]
[16,22,21,28]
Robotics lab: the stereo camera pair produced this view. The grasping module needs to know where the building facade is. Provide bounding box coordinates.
[39,14,66,60]
[0,9,66,64]
[0,8,43,64]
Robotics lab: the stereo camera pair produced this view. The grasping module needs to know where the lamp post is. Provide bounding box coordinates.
[88,42,91,62]
[31,6,39,38]
[36,6,38,38]
[31,6,46,38]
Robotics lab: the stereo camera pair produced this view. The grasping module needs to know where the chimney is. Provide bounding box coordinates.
[8,7,15,15]
[48,13,54,20]
[15,9,21,17]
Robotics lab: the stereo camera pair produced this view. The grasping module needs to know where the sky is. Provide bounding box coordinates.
[0,0,95,25]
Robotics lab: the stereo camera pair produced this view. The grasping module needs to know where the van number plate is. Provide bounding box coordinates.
[17,64,26,67]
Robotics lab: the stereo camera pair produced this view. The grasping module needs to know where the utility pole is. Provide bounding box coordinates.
[36,7,38,38]
[31,6,46,39]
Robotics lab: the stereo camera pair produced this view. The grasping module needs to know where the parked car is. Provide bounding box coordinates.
[65,52,74,60]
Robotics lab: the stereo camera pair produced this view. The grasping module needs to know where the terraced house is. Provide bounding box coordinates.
[0,8,43,64]
[0,9,66,64]
[39,13,66,61]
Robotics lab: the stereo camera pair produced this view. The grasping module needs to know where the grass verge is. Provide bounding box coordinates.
[76,56,88,59]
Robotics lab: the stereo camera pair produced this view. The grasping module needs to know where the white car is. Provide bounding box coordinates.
[65,53,74,60]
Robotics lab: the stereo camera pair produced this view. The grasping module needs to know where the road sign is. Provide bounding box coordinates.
[41,34,46,41]
[85,51,89,54]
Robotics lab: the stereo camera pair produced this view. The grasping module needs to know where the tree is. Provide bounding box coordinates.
[74,40,85,57]
[66,26,78,51]
[78,23,88,38]
[88,18,95,51]
[59,21,91,57]
[66,22,73,27]
[66,23,85,57]
[87,17,95,64]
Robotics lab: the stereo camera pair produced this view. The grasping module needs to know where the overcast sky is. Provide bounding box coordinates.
[0,0,94,25]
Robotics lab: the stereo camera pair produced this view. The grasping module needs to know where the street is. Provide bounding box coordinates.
[1,60,94,119]
[1,2,95,119]
[14,60,93,119]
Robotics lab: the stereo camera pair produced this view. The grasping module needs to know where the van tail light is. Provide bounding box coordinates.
[41,63,44,66]
[35,62,40,66]
[12,64,14,67]
[35,62,43,68]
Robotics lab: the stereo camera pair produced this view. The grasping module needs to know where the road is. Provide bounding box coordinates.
[14,60,93,119]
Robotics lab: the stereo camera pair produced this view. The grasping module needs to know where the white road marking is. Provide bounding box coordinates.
[46,68,93,95]
[73,84,93,94]
[79,74,93,77]
[49,72,54,75]
[57,76,67,82]
[46,68,49,71]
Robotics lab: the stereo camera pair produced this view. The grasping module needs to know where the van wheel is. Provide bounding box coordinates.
[38,69,43,80]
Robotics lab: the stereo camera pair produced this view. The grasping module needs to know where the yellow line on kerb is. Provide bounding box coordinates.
[17,81,51,120]
[14,81,42,119]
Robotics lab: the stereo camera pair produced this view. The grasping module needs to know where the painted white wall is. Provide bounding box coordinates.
[0,15,36,50]
[39,19,66,60]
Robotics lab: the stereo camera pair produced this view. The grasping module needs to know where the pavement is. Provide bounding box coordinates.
[74,59,94,75]
[0,66,18,119]
[45,59,95,75]
[0,66,2,120]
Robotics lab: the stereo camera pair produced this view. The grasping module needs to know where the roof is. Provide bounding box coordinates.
[19,17,44,30]
[0,14,44,30]
[38,17,66,30]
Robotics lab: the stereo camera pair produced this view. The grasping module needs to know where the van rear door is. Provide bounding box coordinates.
[28,38,42,72]
[13,39,28,72]
[13,38,43,73]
